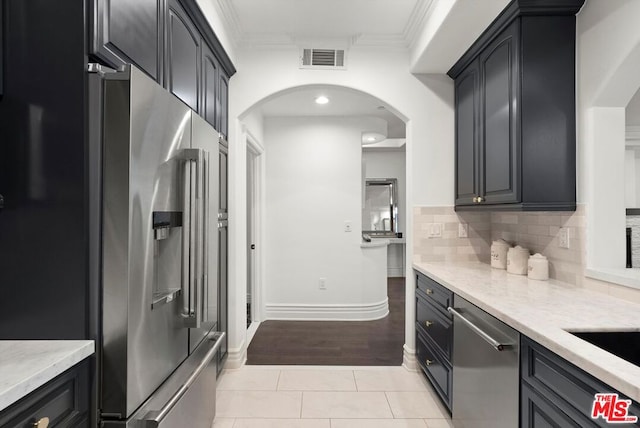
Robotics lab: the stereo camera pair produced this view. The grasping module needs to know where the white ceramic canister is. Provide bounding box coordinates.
[491,239,511,269]
[528,253,549,280]
[507,246,530,275]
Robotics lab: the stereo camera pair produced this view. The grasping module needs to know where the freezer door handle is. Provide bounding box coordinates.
[141,332,225,427]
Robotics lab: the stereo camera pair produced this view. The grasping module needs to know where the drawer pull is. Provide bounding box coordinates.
[33,418,49,428]
[425,359,434,366]
[425,289,434,295]
[424,320,434,328]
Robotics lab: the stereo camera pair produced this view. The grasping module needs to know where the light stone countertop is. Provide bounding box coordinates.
[0,340,94,411]
[413,261,640,402]
[361,239,389,248]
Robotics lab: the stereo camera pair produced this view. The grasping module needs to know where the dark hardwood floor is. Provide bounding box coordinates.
[246,277,405,366]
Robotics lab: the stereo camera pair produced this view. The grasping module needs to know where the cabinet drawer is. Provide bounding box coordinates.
[416,272,453,314]
[0,360,90,428]
[416,293,452,361]
[521,337,640,427]
[417,330,452,411]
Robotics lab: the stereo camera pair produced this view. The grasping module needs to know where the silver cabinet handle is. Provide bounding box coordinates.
[142,332,225,427]
[447,307,511,351]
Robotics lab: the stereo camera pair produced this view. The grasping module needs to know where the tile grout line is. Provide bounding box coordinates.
[383,391,397,419]
[352,370,358,392]
[300,390,304,419]
[276,369,282,391]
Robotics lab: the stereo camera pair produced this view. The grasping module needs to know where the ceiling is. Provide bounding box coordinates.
[259,86,406,138]
[217,0,431,48]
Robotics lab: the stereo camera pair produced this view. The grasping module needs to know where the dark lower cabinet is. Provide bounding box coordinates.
[91,0,164,81]
[415,272,453,412]
[521,383,584,428]
[521,336,640,428]
[166,0,201,111]
[0,361,90,428]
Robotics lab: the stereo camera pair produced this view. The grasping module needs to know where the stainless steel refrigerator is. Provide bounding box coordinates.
[90,64,224,427]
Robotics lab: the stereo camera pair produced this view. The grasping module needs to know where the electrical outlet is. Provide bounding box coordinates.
[427,223,443,238]
[558,227,570,249]
[458,223,468,238]
[319,278,327,290]
[344,221,352,232]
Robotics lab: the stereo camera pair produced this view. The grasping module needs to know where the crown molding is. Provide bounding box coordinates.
[215,0,242,46]
[405,0,435,49]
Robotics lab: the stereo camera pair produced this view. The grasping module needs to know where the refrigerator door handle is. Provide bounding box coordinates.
[140,332,225,427]
[181,148,207,328]
[201,151,210,323]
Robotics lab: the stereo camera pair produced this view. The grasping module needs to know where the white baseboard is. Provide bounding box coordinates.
[402,344,418,372]
[223,341,247,370]
[264,298,389,321]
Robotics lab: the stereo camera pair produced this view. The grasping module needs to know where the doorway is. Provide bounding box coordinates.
[246,139,262,331]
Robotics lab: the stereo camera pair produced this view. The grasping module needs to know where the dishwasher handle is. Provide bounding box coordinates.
[447,307,511,352]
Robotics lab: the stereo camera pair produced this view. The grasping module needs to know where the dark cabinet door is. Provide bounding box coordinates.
[454,60,480,206]
[92,0,163,81]
[218,73,229,139]
[521,383,586,428]
[166,0,200,111]
[479,20,520,204]
[201,44,219,128]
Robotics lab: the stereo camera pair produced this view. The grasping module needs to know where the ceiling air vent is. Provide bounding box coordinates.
[300,48,347,70]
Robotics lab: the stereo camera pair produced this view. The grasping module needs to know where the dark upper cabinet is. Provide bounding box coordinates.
[92,0,164,81]
[479,21,520,205]
[218,73,229,139]
[166,0,201,111]
[91,0,235,137]
[201,43,219,127]
[454,60,480,206]
[448,0,583,211]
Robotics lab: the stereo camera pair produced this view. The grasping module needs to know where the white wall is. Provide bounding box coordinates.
[362,149,407,234]
[577,0,640,270]
[225,46,454,367]
[263,116,388,319]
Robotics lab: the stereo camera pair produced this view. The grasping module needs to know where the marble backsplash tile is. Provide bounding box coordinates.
[490,205,586,286]
[413,207,491,264]
[413,205,586,285]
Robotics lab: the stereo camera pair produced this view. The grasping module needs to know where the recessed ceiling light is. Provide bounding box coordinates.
[315,96,329,105]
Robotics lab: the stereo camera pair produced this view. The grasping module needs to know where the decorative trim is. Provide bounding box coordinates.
[264,299,389,321]
[455,202,577,212]
[215,0,243,45]
[447,0,585,78]
[405,0,435,50]
[179,0,237,76]
[402,345,419,372]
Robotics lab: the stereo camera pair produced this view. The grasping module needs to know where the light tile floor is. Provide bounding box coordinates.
[214,366,454,428]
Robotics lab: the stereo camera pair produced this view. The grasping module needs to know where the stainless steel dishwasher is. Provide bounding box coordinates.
[448,295,520,428]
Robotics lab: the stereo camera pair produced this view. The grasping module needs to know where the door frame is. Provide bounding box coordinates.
[245,130,264,335]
